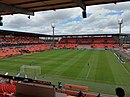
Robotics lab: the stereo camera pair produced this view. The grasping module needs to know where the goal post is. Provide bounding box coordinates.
[20,65,41,79]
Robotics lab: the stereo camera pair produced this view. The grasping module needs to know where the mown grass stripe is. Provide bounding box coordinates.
[86,50,99,82]
[95,50,115,84]
[76,50,92,80]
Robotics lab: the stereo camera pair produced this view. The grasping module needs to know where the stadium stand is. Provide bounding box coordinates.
[59,37,119,49]
[0,44,50,58]
[0,74,107,97]
[0,30,51,58]
[1,30,129,58]
[0,30,128,58]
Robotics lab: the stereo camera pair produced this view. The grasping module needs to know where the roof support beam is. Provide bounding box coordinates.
[0,2,34,16]
[13,0,50,5]
[73,0,86,18]
[73,0,86,10]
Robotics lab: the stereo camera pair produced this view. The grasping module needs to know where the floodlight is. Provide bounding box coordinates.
[51,23,55,28]
[118,18,123,24]
[51,23,56,49]
[118,18,123,48]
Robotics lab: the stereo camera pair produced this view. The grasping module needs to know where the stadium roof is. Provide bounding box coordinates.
[0,29,129,37]
[0,29,51,37]
[0,0,129,15]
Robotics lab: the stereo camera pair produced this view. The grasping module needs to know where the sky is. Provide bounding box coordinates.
[0,1,130,35]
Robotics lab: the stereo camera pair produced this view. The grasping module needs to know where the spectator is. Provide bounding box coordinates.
[115,87,125,97]
[77,91,83,97]
[96,93,101,97]
[58,82,62,89]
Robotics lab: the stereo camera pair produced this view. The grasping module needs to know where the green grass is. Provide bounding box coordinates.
[0,49,130,97]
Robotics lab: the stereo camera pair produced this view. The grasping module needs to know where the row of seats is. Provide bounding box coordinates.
[64,84,88,92]
[91,44,119,48]
[55,44,78,49]
[57,89,105,97]
[0,84,16,97]
[55,43,119,49]
[0,36,44,45]
[59,84,105,97]
[21,44,50,52]
[0,44,50,58]
[60,37,116,44]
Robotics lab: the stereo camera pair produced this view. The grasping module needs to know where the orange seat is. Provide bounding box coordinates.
[64,84,88,92]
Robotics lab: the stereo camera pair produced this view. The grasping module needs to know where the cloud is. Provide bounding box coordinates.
[101,1,130,11]
[0,1,130,35]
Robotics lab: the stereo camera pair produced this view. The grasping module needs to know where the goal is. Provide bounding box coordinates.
[20,65,41,79]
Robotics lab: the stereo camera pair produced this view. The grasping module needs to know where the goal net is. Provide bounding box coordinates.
[20,65,41,79]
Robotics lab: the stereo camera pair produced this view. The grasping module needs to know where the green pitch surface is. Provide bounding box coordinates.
[0,49,130,96]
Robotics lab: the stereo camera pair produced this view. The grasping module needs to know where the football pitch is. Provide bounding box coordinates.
[0,49,130,96]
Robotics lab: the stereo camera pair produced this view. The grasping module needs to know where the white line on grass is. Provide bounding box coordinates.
[113,51,130,76]
[86,65,92,80]
[113,52,130,75]
[120,63,130,76]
